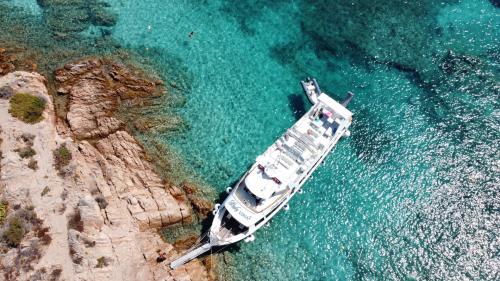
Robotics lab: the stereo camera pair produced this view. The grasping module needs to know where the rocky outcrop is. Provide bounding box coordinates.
[55,58,161,139]
[0,71,51,107]
[53,59,208,280]
[55,58,192,229]
[76,131,192,229]
[0,48,15,75]
[181,181,214,219]
[0,70,209,281]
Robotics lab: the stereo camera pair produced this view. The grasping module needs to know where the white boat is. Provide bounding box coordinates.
[170,80,354,269]
[301,77,321,104]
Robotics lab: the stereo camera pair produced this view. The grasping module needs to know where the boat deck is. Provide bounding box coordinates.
[226,94,352,224]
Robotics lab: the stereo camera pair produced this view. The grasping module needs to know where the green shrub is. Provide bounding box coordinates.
[3,216,25,247]
[0,202,8,225]
[15,146,36,158]
[8,93,46,124]
[53,144,71,172]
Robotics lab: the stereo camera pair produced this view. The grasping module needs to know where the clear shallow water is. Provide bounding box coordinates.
[2,0,499,280]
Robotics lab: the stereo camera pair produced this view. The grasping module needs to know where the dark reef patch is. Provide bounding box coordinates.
[349,108,392,164]
[489,0,500,8]
[219,0,288,35]
[37,0,116,37]
[299,0,459,79]
[269,41,302,66]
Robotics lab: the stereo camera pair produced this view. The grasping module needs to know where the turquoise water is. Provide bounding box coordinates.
[1,0,499,280]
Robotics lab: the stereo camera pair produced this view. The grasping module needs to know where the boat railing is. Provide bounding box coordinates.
[288,128,318,152]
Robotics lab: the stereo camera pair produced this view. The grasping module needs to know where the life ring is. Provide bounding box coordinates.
[226,187,232,194]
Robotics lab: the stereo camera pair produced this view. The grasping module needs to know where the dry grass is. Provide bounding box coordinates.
[28,158,38,170]
[67,209,84,232]
[36,227,52,246]
[15,146,36,158]
[96,256,108,268]
[50,268,62,281]
[41,186,50,196]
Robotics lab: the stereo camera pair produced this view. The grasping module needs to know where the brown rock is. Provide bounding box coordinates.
[180,181,213,218]
[0,69,208,281]
[181,181,198,195]
[0,48,16,75]
[55,58,164,140]
[172,235,198,252]
[189,197,213,218]
[78,130,192,229]
[168,185,186,202]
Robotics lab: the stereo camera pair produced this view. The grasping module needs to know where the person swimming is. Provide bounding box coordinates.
[188,31,194,38]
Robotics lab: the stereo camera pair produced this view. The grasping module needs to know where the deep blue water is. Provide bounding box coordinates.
[1,0,499,280]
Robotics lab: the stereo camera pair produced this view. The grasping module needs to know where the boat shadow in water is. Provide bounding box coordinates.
[287,93,307,120]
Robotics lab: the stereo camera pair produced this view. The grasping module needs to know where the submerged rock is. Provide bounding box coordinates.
[55,58,163,139]
[37,0,117,37]
[440,50,481,77]
[181,181,214,218]
[172,234,199,252]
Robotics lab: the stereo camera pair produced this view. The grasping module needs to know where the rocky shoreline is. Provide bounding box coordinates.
[0,56,215,280]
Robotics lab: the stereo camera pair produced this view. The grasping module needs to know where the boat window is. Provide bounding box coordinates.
[244,186,260,201]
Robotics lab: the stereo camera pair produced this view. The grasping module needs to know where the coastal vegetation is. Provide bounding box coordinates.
[0,205,43,248]
[3,216,24,247]
[8,93,46,123]
[53,143,71,174]
[96,256,108,268]
[0,205,48,279]
[28,159,38,170]
[15,146,36,159]
[0,202,7,225]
